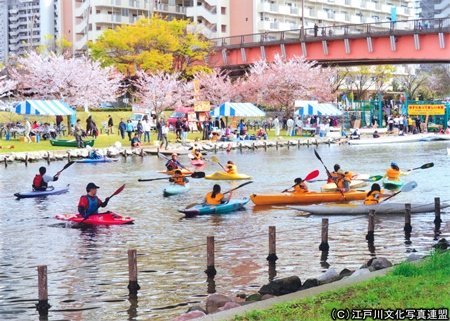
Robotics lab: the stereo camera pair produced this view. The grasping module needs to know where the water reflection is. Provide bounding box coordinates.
[1,142,449,320]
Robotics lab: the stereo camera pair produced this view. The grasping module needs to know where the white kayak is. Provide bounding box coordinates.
[321,180,368,192]
[163,183,190,197]
[348,133,437,145]
[289,202,450,215]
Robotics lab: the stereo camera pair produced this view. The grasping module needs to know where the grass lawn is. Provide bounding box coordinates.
[233,250,450,321]
[0,110,315,154]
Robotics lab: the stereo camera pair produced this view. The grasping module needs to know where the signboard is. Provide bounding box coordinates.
[194,101,210,112]
[408,104,445,115]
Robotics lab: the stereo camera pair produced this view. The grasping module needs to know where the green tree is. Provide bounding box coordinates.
[88,16,213,78]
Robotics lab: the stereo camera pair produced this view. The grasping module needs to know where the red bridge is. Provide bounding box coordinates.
[207,18,450,69]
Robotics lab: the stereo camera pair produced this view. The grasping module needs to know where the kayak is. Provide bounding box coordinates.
[320,180,368,192]
[163,183,190,197]
[205,172,253,180]
[288,202,450,215]
[179,198,250,216]
[250,190,368,205]
[75,157,118,163]
[55,211,134,225]
[191,159,205,167]
[158,169,194,175]
[14,184,70,199]
[382,178,404,190]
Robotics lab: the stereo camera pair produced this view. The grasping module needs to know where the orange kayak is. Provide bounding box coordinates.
[250,190,368,205]
[158,169,194,175]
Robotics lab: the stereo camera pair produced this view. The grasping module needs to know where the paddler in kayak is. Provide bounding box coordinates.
[204,184,232,205]
[165,153,187,171]
[89,149,102,159]
[327,164,353,183]
[32,166,61,191]
[193,149,203,160]
[284,178,309,193]
[334,169,350,192]
[78,182,110,218]
[364,183,394,204]
[225,160,237,174]
[383,161,412,181]
[169,170,189,186]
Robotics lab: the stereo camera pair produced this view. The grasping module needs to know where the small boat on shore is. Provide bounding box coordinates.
[50,138,95,147]
[55,211,134,225]
[14,185,70,198]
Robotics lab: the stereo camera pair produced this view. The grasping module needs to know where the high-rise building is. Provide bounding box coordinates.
[187,0,415,39]
[0,0,58,62]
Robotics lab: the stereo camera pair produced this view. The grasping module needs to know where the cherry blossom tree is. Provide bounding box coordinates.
[193,69,245,106]
[9,51,124,107]
[0,76,16,100]
[242,55,336,115]
[132,70,189,115]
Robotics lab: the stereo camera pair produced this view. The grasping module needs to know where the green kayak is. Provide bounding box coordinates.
[382,178,404,190]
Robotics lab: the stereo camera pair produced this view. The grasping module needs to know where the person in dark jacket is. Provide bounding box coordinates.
[107,115,114,134]
[118,118,126,140]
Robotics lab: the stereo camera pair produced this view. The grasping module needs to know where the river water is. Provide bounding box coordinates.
[1,141,449,320]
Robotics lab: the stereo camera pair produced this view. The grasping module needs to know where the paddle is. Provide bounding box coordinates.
[381,181,418,202]
[314,149,348,201]
[282,170,319,193]
[138,172,205,182]
[79,184,126,224]
[185,181,253,209]
[210,156,227,171]
[411,162,434,171]
[59,161,75,174]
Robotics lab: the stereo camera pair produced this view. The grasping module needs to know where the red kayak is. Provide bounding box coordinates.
[55,211,134,225]
[191,159,205,167]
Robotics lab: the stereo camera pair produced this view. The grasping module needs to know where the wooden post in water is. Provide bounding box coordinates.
[127,249,140,296]
[205,236,217,278]
[365,210,375,242]
[319,218,329,251]
[36,265,51,316]
[25,153,29,166]
[298,140,301,148]
[252,142,255,150]
[67,152,71,162]
[276,141,279,150]
[264,141,267,150]
[46,152,51,165]
[239,143,242,153]
[404,204,412,241]
[306,139,310,147]
[4,157,7,168]
[287,141,290,149]
[314,139,318,146]
[434,197,442,235]
[214,144,217,153]
[327,138,331,145]
[266,226,278,262]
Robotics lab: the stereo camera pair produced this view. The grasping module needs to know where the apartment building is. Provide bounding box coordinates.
[62,0,191,56]
[187,0,415,39]
[0,0,58,62]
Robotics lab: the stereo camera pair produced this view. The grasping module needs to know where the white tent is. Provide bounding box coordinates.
[295,100,343,116]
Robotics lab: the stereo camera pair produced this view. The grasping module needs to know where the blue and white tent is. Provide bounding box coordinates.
[15,100,75,116]
[295,101,343,116]
[210,102,266,117]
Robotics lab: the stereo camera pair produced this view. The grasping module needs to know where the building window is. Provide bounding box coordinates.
[96,10,100,14]
[221,7,226,14]
[221,25,226,32]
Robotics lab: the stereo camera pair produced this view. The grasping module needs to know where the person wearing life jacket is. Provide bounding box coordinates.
[165,153,186,171]
[225,160,237,174]
[32,166,61,191]
[204,184,232,205]
[327,164,340,183]
[335,169,350,192]
[286,177,309,193]
[89,149,101,159]
[364,183,393,205]
[169,170,189,186]
[193,149,203,160]
[77,182,110,218]
[383,161,411,181]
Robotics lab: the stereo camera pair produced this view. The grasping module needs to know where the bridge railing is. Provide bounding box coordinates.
[211,17,450,48]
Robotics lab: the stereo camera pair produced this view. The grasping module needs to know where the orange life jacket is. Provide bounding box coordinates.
[386,168,400,180]
[364,190,381,205]
[226,164,237,174]
[205,192,224,205]
[294,182,308,193]
[172,176,186,186]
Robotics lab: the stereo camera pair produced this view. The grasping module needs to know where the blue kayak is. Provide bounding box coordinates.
[179,198,250,216]
[75,157,118,163]
[163,183,190,197]
[14,185,70,198]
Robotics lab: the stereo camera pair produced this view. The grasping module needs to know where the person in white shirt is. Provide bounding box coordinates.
[273,116,280,136]
[296,117,304,136]
[24,118,32,143]
[286,118,294,136]
[143,119,151,143]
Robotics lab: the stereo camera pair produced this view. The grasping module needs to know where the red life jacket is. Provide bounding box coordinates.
[33,174,47,190]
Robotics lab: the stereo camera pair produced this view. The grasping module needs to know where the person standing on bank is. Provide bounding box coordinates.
[24,118,32,143]
[126,120,134,141]
[160,119,169,150]
[273,116,280,136]
[107,115,114,135]
[118,118,126,140]
[143,118,151,144]
[77,183,110,218]
[32,166,61,191]
[74,118,84,148]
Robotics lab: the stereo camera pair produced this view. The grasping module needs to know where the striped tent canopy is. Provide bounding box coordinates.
[15,100,75,116]
[210,102,266,117]
[295,101,343,116]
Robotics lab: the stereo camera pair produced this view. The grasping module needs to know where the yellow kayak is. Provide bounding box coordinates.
[250,190,368,205]
[205,171,253,180]
[320,180,368,192]
[158,169,194,175]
